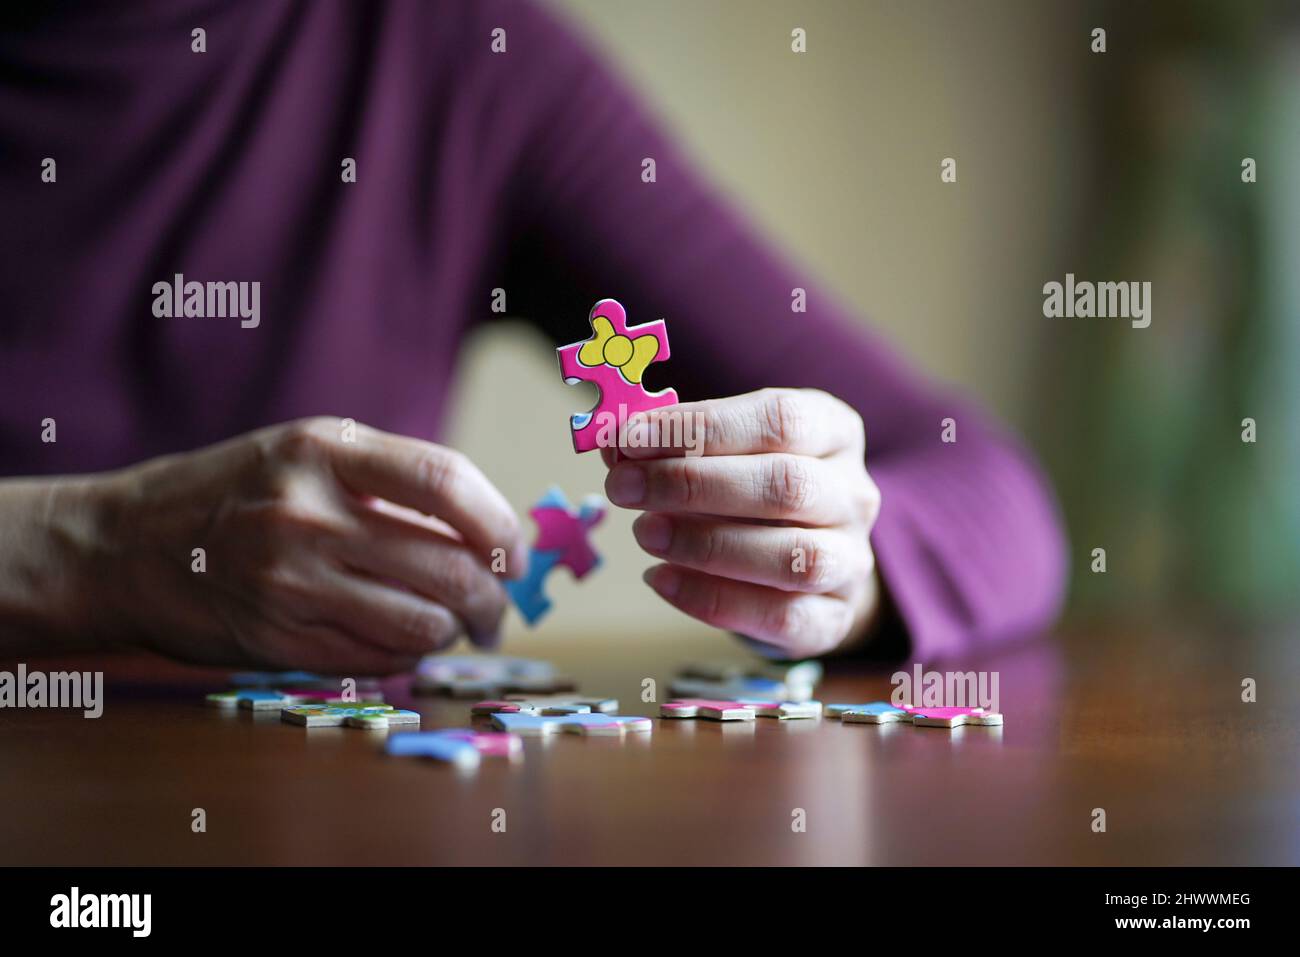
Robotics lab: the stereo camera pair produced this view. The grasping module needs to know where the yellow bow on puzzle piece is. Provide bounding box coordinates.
[578,315,660,383]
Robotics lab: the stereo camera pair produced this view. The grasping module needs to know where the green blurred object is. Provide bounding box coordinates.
[1039,2,1300,623]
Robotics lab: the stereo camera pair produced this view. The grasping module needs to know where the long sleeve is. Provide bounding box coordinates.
[482,0,1069,660]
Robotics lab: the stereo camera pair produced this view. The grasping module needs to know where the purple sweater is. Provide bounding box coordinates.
[0,0,1067,660]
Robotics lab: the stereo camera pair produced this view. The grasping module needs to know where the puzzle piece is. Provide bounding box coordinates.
[668,675,800,702]
[826,702,913,723]
[505,488,606,625]
[531,487,606,577]
[832,703,1004,728]
[557,298,679,453]
[205,687,385,711]
[490,712,653,737]
[470,694,619,716]
[385,729,523,768]
[680,659,824,689]
[660,698,823,721]
[673,659,822,702]
[412,654,576,698]
[903,706,1003,729]
[227,670,324,688]
[281,703,421,730]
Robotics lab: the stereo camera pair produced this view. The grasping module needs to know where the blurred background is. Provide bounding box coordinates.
[449,0,1299,648]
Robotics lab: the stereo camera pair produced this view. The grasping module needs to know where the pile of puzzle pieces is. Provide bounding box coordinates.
[202,656,1004,772]
[203,671,421,731]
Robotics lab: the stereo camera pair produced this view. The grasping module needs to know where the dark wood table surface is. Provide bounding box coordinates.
[2,623,1296,866]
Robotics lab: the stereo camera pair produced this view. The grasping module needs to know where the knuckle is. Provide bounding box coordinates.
[696,580,725,624]
[766,456,815,516]
[789,537,837,591]
[855,472,883,526]
[838,398,867,452]
[414,448,465,501]
[264,490,332,540]
[398,606,453,648]
[679,571,722,623]
[250,561,308,610]
[761,388,806,450]
[677,522,717,567]
[678,460,708,509]
[274,418,335,463]
[764,597,812,641]
[440,552,483,602]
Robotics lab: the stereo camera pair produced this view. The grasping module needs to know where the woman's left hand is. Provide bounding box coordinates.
[602,388,882,658]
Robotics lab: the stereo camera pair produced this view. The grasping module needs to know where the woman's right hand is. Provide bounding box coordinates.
[0,418,527,675]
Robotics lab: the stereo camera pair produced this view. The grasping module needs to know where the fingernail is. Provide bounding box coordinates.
[606,464,646,507]
[634,514,672,554]
[644,565,681,599]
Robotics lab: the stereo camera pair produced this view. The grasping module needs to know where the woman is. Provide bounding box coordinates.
[0,0,1067,672]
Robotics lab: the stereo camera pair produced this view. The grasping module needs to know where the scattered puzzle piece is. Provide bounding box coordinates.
[557,298,679,453]
[281,704,420,730]
[826,702,913,723]
[386,729,522,769]
[660,698,823,721]
[205,688,385,711]
[490,712,653,737]
[470,694,619,716]
[660,699,756,721]
[412,655,576,698]
[904,706,1003,729]
[680,659,823,688]
[505,487,606,625]
[386,732,479,768]
[668,675,797,702]
[431,728,524,758]
[832,703,1004,728]
[228,670,324,688]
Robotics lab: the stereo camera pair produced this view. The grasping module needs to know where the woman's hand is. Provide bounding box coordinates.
[0,418,526,674]
[603,388,882,659]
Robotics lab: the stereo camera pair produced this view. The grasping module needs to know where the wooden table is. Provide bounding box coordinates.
[2,624,1296,866]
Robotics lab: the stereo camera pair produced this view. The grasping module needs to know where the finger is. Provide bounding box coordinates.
[614,388,863,460]
[322,424,525,566]
[632,513,872,594]
[341,506,509,646]
[308,568,463,657]
[642,563,853,658]
[606,453,851,525]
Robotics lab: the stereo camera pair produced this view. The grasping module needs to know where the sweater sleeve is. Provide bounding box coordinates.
[481,0,1069,660]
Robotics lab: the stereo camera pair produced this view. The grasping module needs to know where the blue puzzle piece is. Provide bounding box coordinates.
[825,701,912,721]
[505,488,606,627]
[385,731,480,767]
[229,670,323,687]
[669,675,791,701]
[505,549,562,625]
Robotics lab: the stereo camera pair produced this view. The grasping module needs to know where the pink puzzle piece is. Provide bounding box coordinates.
[556,298,679,453]
[905,706,1003,729]
[532,490,606,578]
[660,698,823,721]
